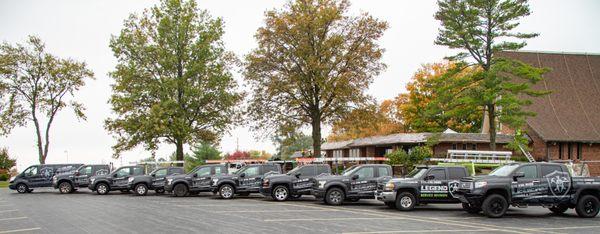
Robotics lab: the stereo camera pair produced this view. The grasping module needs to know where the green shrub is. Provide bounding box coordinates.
[0,173,8,181]
[386,146,432,171]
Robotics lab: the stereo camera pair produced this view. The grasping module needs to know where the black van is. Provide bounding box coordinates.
[9,164,83,193]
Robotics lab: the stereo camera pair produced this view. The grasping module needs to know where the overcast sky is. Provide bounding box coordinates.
[1,0,599,170]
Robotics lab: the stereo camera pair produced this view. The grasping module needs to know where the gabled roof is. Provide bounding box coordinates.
[322,132,513,150]
[500,51,600,143]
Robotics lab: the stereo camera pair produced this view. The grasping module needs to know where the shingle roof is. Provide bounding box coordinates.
[500,51,600,143]
[322,133,513,150]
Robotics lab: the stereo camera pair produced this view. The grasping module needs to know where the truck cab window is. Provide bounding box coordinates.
[353,167,374,179]
[515,165,538,178]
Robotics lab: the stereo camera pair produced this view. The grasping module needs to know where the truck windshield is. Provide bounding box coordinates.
[406,168,427,178]
[489,164,520,176]
[341,165,358,176]
[286,166,302,175]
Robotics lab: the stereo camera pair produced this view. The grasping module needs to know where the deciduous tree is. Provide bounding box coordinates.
[245,0,388,157]
[328,101,405,141]
[0,36,93,164]
[106,0,242,161]
[435,0,548,149]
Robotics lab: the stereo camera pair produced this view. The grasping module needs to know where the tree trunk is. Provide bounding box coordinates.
[311,116,322,158]
[31,109,45,164]
[175,138,184,166]
[488,104,496,150]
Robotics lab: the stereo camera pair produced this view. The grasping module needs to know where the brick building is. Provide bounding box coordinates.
[499,51,600,175]
[322,132,513,162]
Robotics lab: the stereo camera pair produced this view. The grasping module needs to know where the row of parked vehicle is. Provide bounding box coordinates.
[7,161,600,218]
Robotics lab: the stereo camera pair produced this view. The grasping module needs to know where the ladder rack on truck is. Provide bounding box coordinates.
[431,150,514,164]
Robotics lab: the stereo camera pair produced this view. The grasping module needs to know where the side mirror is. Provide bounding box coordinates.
[150,173,156,177]
[425,175,435,180]
[294,173,301,178]
[351,174,359,180]
[513,172,525,181]
[193,173,198,178]
[240,173,246,178]
[74,172,80,176]
[112,174,118,178]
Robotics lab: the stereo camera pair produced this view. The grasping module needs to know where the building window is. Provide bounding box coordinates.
[558,143,563,160]
[462,144,467,150]
[333,150,343,158]
[471,144,477,150]
[577,143,583,160]
[452,144,457,150]
[385,148,393,155]
[568,143,573,160]
[349,149,360,158]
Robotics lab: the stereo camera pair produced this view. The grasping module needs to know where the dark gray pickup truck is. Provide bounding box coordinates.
[211,164,281,199]
[88,165,145,195]
[164,164,228,197]
[260,164,331,201]
[455,162,600,218]
[311,164,393,205]
[52,164,111,194]
[128,167,184,196]
[376,165,469,211]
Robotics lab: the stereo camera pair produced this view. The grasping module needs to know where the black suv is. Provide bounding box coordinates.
[88,165,145,195]
[165,164,229,197]
[260,164,331,201]
[9,164,83,193]
[311,164,393,205]
[455,162,600,218]
[52,164,111,194]
[128,167,184,196]
[211,164,281,199]
[376,165,468,211]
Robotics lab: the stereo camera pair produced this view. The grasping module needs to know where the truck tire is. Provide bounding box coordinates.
[384,202,396,209]
[395,192,416,211]
[325,187,345,206]
[482,194,508,218]
[173,184,188,197]
[219,184,235,199]
[134,183,148,196]
[16,183,28,194]
[462,202,481,214]
[575,195,600,218]
[549,205,568,214]
[272,185,289,201]
[58,181,73,194]
[96,183,109,195]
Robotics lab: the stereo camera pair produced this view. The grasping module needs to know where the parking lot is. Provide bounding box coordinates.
[0,188,599,234]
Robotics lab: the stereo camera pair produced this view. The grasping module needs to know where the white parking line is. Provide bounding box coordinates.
[343,228,501,234]
[0,210,18,213]
[526,225,600,231]
[0,217,27,221]
[215,209,331,213]
[0,228,42,234]
[265,217,410,222]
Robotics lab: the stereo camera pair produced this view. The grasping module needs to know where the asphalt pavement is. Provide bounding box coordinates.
[0,188,599,234]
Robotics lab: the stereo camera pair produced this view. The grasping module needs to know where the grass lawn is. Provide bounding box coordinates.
[0,181,9,188]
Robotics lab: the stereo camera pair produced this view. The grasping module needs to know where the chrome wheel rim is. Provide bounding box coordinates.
[401,196,412,208]
[17,184,26,193]
[136,185,146,195]
[274,187,288,201]
[60,183,71,193]
[330,191,342,204]
[98,184,107,194]
[221,186,233,198]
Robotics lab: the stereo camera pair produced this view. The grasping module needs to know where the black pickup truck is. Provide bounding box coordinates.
[164,164,228,197]
[88,165,145,195]
[260,164,331,201]
[311,164,393,205]
[127,167,184,196]
[52,164,111,194]
[211,164,281,199]
[376,165,469,211]
[455,162,600,218]
[9,164,82,193]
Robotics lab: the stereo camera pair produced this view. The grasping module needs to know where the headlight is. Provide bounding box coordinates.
[385,182,395,190]
[128,177,134,182]
[474,181,487,189]
[167,179,173,185]
[318,181,326,189]
[9,176,16,183]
